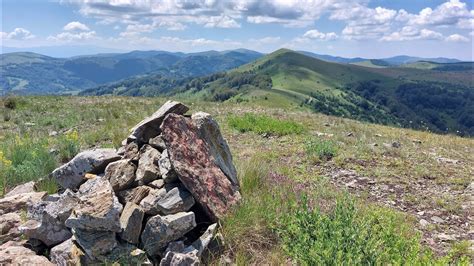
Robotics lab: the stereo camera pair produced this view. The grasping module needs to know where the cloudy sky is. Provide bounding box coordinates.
[1,0,473,59]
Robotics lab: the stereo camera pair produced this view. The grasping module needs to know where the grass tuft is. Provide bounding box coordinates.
[228,113,304,136]
[305,138,338,161]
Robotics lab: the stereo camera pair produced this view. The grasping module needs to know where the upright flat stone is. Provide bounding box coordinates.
[136,145,161,185]
[161,114,241,221]
[141,212,196,257]
[65,176,122,232]
[52,148,120,189]
[158,149,178,183]
[128,101,189,144]
[119,202,144,244]
[192,112,239,186]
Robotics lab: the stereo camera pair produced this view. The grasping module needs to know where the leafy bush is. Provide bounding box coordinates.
[228,113,304,136]
[305,138,337,161]
[3,96,18,110]
[1,137,57,195]
[276,195,434,265]
[58,130,80,162]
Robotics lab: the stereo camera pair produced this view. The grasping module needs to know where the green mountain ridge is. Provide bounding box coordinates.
[85,48,473,135]
[0,49,263,95]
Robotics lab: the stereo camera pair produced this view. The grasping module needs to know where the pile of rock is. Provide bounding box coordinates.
[0,101,241,265]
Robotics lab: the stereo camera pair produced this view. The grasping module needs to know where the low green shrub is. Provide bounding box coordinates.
[228,113,304,136]
[57,130,80,162]
[276,195,435,265]
[305,138,337,161]
[0,136,57,195]
[3,96,18,110]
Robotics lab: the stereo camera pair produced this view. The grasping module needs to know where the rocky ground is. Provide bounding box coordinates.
[0,100,241,265]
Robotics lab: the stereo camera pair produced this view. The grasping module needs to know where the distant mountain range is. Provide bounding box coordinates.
[0,49,263,95]
[82,48,473,135]
[299,51,463,65]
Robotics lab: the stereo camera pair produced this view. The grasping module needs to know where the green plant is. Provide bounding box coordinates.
[228,113,304,136]
[58,130,80,162]
[3,96,18,110]
[305,138,337,161]
[1,136,57,195]
[276,195,435,265]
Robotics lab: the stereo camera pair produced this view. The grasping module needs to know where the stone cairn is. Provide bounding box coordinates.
[0,101,241,265]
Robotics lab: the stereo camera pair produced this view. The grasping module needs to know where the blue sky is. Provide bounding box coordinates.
[1,0,473,60]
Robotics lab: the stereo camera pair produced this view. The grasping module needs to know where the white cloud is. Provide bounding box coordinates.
[303,29,338,41]
[48,31,97,42]
[204,15,240,28]
[0,28,35,40]
[445,33,469,42]
[63,21,90,31]
[381,27,443,41]
[406,0,472,27]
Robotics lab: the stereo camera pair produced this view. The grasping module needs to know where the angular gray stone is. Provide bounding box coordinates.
[0,191,47,215]
[116,186,150,205]
[104,159,136,191]
[156,186,195,215]
[0,213,22,243]
[5,181,37,197]
[136,145,161,185]
[148,179,165,189]
[105,243,152,265]
[20,190,79,246]
[192,112,239,186]
[160,251,199,266]
[122,141,140,161]
[141,212,196,257]
[72,228,117,260]
[0,241,53,265]
[127,100,189,144]
[159,149,178,183]
[65,176,122,232]
[50,238,85,266]
[119,202,144,244]
[149,135,167,152]
[139,187,168,215]
[52,148,120,189]
[183,223,218,256]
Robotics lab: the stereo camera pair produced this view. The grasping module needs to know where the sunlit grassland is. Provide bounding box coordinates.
[1,96,472,263]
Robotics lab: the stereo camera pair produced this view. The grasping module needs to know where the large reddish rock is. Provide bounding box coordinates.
[160,113,241,222]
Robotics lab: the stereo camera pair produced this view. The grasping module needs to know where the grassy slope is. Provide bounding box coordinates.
[0,96,472,263]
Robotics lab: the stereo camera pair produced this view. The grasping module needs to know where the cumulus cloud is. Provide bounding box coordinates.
[404,0,472,27]
[381,27,443,41]
[48,31,97,42]
[63,21,90,31]
[0,28,35,40]
[203,15,240,28]
[58,0,474,43]
[445,33,469,42]
[303,29,338,41]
